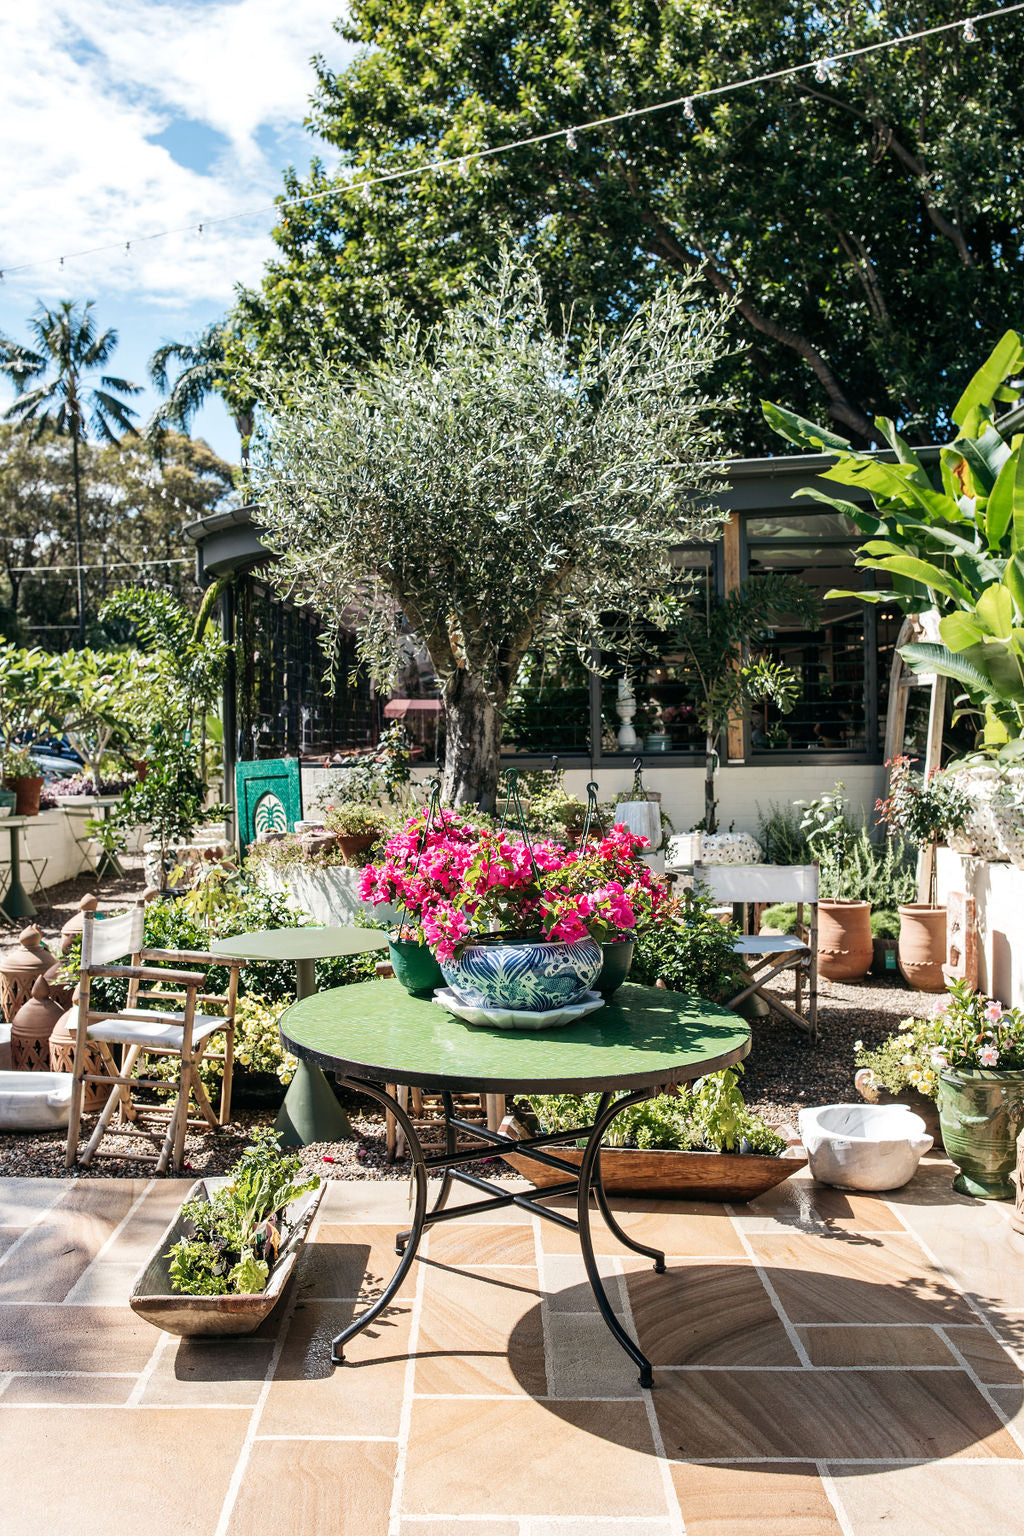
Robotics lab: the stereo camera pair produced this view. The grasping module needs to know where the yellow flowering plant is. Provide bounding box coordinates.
[853,1016,939,1100]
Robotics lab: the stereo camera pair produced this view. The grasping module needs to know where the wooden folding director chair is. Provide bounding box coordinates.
[65,899,244,1174]
[692,862,819,1042]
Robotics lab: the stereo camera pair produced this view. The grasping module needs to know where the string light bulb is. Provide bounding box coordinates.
[814,58,839,83]
[566,127,577,150]
[197,223,204,237]
[684,97,695,119]
[458,156,470,177]
[361,182,372,202]
[963,16,977,38]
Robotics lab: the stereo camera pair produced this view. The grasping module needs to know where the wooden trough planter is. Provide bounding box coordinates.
[503,1144,806,1202]
[129,1179,324,1336]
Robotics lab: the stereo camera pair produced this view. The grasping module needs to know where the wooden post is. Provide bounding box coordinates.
[722,515,745,761]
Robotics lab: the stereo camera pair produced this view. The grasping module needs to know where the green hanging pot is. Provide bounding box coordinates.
[388,937,444,997]
[937,1067,1024,1199]
[596,939,634,1000]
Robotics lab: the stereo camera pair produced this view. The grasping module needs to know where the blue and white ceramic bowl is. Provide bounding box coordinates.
[439,938,602,1012]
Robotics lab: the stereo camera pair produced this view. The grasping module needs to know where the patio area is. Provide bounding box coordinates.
[2,1157,1023,1535]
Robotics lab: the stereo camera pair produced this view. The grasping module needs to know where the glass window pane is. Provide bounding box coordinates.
[502,647,591,754]
[746,510,860,541]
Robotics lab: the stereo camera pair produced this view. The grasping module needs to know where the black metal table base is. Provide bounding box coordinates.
[330,1079,664,1387]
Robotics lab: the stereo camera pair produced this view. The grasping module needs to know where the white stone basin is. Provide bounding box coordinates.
[798,1102,933,1191]
[0,1070,73,1131]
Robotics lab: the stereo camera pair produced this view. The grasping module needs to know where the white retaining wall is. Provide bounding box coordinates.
[936,847,1024,1008]
[301,761,885,842]
[9,810,146,894]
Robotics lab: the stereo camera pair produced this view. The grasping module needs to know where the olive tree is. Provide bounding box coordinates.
[248,256,731,807]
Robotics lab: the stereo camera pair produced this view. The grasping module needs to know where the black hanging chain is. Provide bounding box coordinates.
[630,756,649,802]
[498,768,542,885]
[579,780,605,845]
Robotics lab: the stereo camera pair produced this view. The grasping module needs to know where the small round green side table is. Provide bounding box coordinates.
[210,926,389,1146]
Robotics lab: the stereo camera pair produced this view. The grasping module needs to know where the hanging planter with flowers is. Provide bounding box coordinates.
[360,771,664,1013]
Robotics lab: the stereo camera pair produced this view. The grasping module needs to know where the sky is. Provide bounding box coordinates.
[0,0,355,465]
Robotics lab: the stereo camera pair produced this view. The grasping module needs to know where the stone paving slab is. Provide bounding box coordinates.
[0,1161,1022,1533]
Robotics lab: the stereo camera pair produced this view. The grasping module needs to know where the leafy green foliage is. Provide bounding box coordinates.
[247,250,730,805]
[167,1129,319,1296]
[233,1,1024,450]
[632,888,743,1002]
[767,333,1024,748]
[870,909,901,940]
[757,802,813,866]
[309,723,412,813]
[854,1015,938,1099]
[526,1066,784,1155]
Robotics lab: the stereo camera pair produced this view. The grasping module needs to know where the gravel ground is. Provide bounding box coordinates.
[2,865,939,1179]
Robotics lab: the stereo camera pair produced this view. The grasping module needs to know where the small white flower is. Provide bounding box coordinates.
[979,1044,1000,1067]
[853,1039,864,1052]
[901,1053,915,1067]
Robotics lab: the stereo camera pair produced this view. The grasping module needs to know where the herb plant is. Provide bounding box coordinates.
[166,1129,319,1296]
[631,887,743,1002]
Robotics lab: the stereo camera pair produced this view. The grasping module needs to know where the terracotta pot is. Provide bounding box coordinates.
[0,925,56,1022]
[3,775,43,816]
[898,904,947,992]
[134,759,149,782]
[817,900,872,980]
[335,832,378,865]
[60,893,99,955]
[11,974,64,1071]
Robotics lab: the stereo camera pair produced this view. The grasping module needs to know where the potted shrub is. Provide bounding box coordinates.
[853,1017,942,1139]
[505,1065,805,1199]
[1,745,44,817]
[798,782,873,981]
[322,801,393,865]
[876,755,971,992]
[94,736,228,890]
[360,806,664,1008]
[929,980,1024,1199]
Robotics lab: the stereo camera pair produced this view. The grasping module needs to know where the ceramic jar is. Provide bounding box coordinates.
[388,938,445,997]
[10,973,64,1070]
[817,901,873,981]
[60,893,99,954]
[897,904,948,992]
[48,1005,108,1111]
[0,925,56,1022]
[938,1068,1024,1199]
[440,937,602,1011]
[596,939,634,999]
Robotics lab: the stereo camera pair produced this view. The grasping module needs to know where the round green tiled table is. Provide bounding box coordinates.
[210,927,389,1146]
[280,978,750,1385]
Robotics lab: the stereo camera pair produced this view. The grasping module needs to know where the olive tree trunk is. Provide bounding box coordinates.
[441,670,503,811]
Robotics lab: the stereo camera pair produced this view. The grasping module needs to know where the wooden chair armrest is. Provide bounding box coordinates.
[141,947,247,967]
[84,964,206,986]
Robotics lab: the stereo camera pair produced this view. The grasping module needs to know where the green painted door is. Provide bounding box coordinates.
[235,758,302,853]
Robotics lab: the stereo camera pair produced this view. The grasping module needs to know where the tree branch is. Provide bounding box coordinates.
[639,211,875,441]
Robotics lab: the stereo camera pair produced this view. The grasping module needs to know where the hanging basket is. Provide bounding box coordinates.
[615,759,662,849]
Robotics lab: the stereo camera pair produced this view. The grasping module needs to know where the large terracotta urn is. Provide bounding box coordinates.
[49,1004,108,1111]
[2,775,44,817]
[898,904,947,992]
[817,900,873,981]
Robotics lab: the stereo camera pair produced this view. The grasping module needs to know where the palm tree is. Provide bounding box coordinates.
[0,300,141,643]
[147,321,254,466]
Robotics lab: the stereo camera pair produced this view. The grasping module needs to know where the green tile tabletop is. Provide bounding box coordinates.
[279,978,751,1094]
[210,926,390,1146]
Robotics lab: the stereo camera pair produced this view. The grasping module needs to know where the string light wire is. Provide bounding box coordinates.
[0,4,1018,278]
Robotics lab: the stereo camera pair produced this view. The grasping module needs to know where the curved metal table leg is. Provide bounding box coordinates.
[591,1096,666,1274]
[331,1078,428,1365]
[396,1090,459,1253]
[577,1089,665,1388]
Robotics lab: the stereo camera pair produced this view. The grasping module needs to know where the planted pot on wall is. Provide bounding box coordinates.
[3,775,44,817]
[898,904,947,992]
[817,900,872,981]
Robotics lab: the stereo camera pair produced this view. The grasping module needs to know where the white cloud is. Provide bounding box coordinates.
[0,0,352,309]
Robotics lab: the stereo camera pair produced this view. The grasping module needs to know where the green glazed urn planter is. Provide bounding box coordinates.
[597,939,634,999]
[388,938,445,997]
[937,1068,1024,1199]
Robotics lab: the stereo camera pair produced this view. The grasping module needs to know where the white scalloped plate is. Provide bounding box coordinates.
[432,987,606,1031]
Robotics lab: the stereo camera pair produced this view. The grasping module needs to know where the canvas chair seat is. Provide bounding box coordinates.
[732,934,808,956]
[88,1011,227,1051]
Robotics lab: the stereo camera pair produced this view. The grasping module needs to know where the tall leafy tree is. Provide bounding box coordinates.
[233,0,1024,451]
[248,253,731,806]
[148,320,255,465]
[0,301,141,642]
